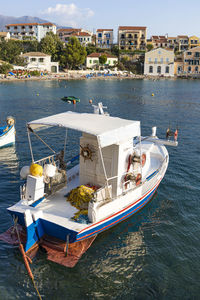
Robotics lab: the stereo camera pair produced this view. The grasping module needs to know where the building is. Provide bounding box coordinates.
[177,35,189,51]
[167,37,178,50]
[188,36,200,49]
[6,23,56,42]
[0,32,10,41]
[96,29,113,48]
[57,28,93,46]
[183,46,200,74]
[151,36,168,48]
[144,48,174,77]
[19,52,59,73]
[86,53,118,68]
[174,56,184,75]
[118,26,147,51]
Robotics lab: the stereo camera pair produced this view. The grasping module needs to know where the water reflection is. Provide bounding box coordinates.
[0,146,19,172]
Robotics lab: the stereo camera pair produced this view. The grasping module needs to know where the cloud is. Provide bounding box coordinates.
[40,3,94,27]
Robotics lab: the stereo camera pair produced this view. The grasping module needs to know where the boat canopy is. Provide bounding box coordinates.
[27,111,141,148]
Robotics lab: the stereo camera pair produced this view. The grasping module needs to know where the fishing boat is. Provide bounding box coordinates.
[0,117,15,148]
[2,105,178,266]
[61,96,80,103]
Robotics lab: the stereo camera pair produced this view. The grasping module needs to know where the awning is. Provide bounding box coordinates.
[27,111,140,148]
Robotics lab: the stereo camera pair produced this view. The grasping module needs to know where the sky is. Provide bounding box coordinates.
[1,0,200,38]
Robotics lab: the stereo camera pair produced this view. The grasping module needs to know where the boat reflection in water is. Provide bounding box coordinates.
[0,145,19,172]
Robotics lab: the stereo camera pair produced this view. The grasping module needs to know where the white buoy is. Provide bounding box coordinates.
[20,166,30,179]
[43,164,56,178]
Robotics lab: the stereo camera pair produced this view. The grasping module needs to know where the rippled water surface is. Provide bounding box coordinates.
[0,78,200,299]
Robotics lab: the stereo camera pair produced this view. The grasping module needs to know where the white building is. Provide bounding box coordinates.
[144,48,174,77]
[96,29,113,49]
[0,32,10,41]
[20,52,59,73]
[86,53,118,68]
[6,23,56,42]
[57,28,93,46]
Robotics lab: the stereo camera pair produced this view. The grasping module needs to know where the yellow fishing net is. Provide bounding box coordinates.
[67,185,94,209]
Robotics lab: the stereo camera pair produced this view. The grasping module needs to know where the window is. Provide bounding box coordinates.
[121,34,125,39]
[149,66,153,73]
[157,66,161,73]
[160,58,163,63]
[188,66,191,73]
[195,52,200,57]
[187,52,192,55]
[134,34,137,38]
[148,58,151,62]
[29,26,32,29]
[165,66,169,73]
[31,58,36,62]
[89,60,92,63]
[107,40,109,45]
[155,58,157,63]
[195,66,198,73]
[158,50,161,54]
[39,58,44,62]
[166,58,169,63]
[21,26,25,29]
[14,26,18,30]
[105,33,110,38]
[7,26,10,30]
[98,33,102,38]
[108,60,111,64]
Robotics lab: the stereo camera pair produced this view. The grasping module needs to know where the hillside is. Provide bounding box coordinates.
[0,15,51,31]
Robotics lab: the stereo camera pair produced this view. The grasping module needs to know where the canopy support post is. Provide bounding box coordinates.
[63,129,68,161]
[97,137,111,199]
[27,127,34,163]
[139,135,143,180]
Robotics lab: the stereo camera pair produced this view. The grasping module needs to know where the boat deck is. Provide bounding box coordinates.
[37,165,80,220]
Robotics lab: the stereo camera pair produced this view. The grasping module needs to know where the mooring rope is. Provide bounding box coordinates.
[13,216,42,300]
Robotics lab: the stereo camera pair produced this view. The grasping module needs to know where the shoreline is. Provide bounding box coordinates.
[0,71,198,82]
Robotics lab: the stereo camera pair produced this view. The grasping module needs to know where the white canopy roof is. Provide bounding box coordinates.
[27,111,140,148]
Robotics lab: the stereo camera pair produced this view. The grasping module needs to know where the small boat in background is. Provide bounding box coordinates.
[0,116,15,148]
[61,96,80,103]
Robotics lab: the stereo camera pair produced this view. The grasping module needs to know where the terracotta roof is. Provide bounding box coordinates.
[178,35,188,38]
[119,26,146,30]
[57,28,81,33]
[21,52,50,57]
[6,22,55,27]
[87,52,117,58]
[0,32,8,36]
[72,32,91,36]
[97,29,113,32]
[168,37,177,39]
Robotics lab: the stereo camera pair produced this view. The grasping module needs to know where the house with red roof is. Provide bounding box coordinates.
[96,29,113,49]
[118,26,147,51]
[86,53,118,68]
[6,22,56,42]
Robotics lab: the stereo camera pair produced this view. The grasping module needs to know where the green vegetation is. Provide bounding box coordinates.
[146,44,154,51]
[60,37,87,69]
[99,54,107,65]
[40,32,63,62]
[0,63,13,74]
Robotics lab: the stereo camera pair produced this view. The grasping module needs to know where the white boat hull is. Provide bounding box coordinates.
[0,125,15,148]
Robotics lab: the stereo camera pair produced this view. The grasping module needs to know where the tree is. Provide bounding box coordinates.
[60,37,87,69]
[0,40,23,64]
[86,43,98,55]
[99,54,107,65]
[40,32,64,61]
[111,45,119,57]
[146,44,154,51]
[0,63,13,74]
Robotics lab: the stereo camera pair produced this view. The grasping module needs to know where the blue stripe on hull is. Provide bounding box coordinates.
[76,185,158,241]
[7,183,159,251]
